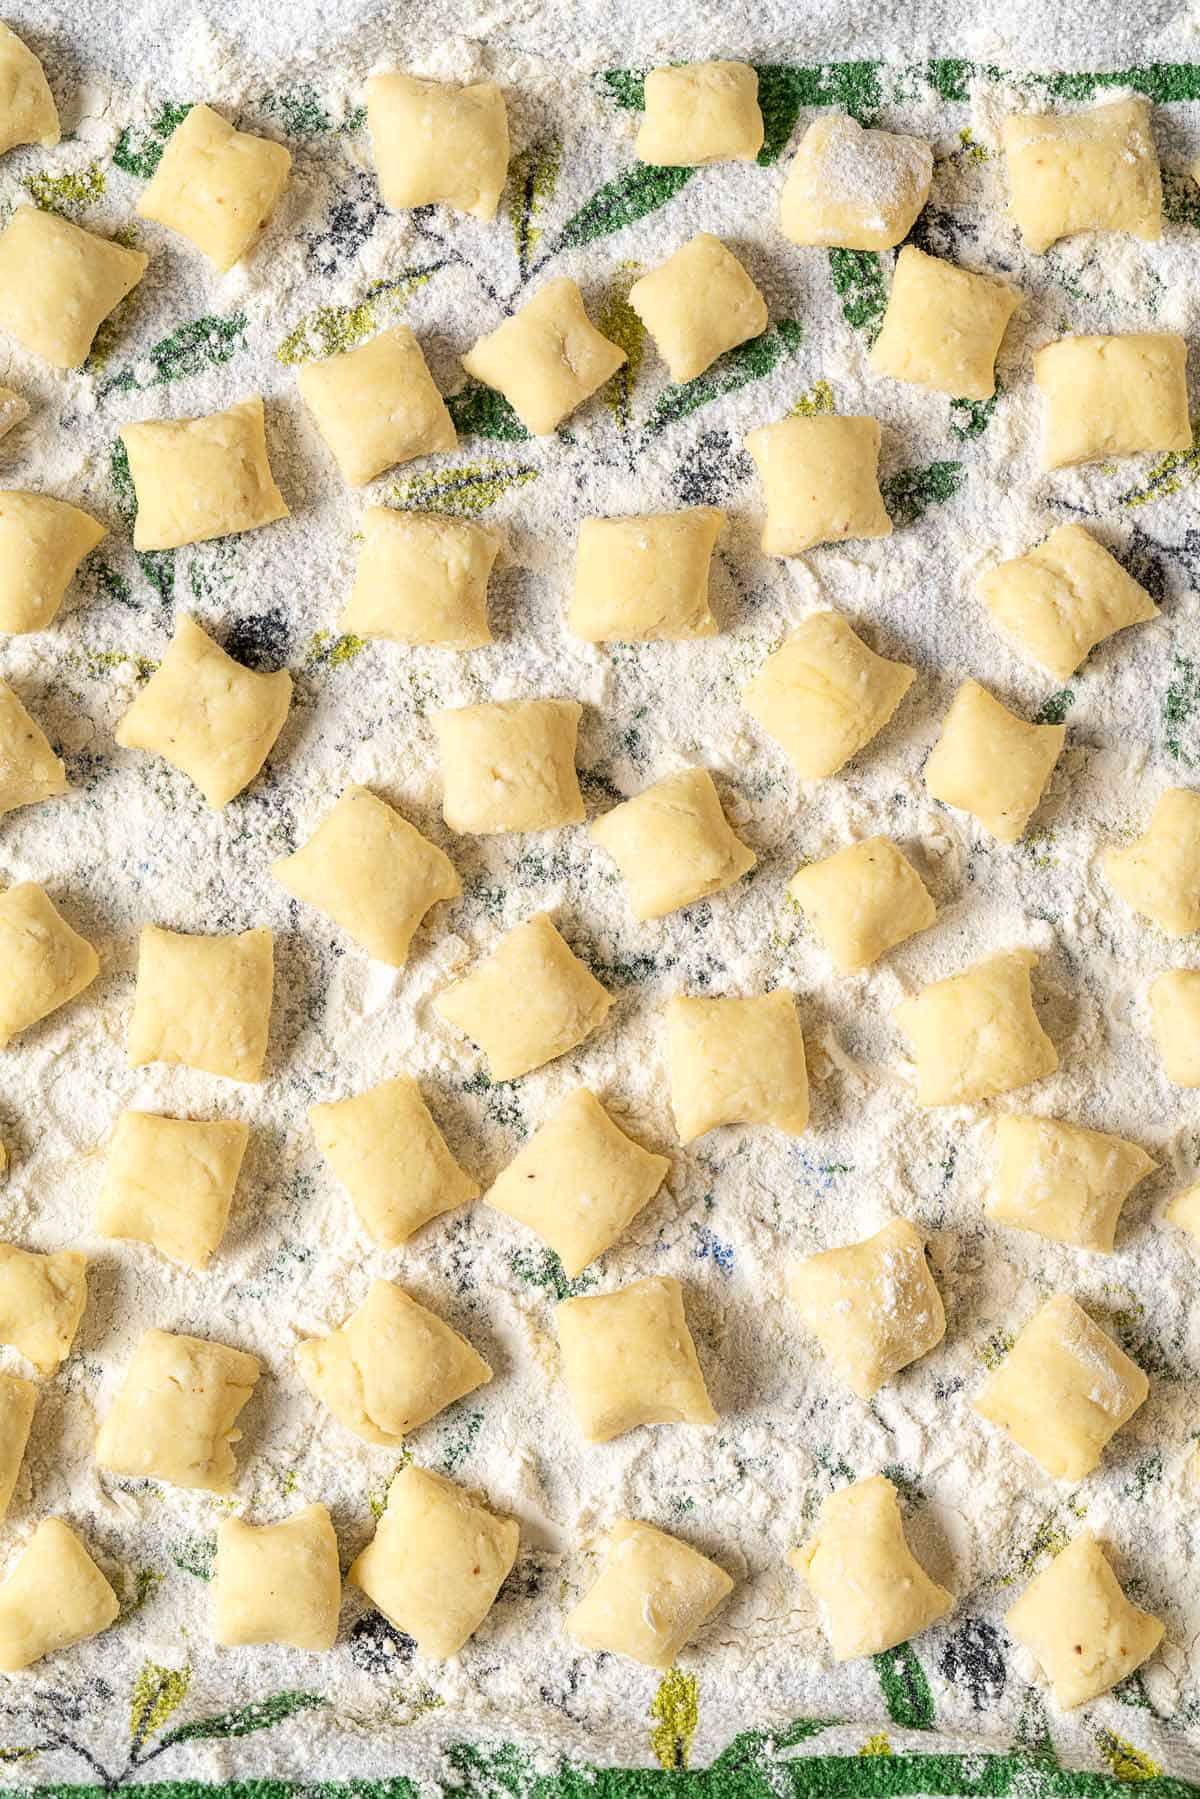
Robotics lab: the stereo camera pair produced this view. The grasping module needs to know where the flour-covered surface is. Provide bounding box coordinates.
[0,21,1198,1797]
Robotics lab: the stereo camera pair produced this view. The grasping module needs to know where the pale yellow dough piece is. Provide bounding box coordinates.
[434,698,584,834]
[1035,333,1190,469]
[0,207,146,370]
[788,1475,952,1660]
[0,883,99,1049]
[591,767,754,920]
[1002,97,1162,255]
[1104,789,1200,936]
[1166,1182,1200,1239]
[366,72,509,220]
[297,328,457,486]
[0,1520,118,1673]
[0,23,59,153]
[628,234,767,382]
[979,522,1159,681]
[342,508,499,647]
[0,1244,86,1374]
[869,245,1020,401]
[310,1076,478,1248]
[567,1519,732,1668]
[96,1329,260,1492]
[213,1505,341,1651]
[894,950,1058,1107]
[0,384,29,442]
[487,1088,670,1277]
[461,278,626,435]
[666,991,808,1142]
[0,679,66,814]
[1006,1532,1163,1709]
[987,1115,1155,1253]
[121,396,289,551]
[0,491,106,633]
[97,1110,249,1270]
[742,611,914,778]
[1149,969,1200,1087]
[350,1464,518,1658]
[788,837,935,973]
[296,1278,491,1448]
[569,508,723,641]
[0,1374,34,1520]
[273,785,459,965]
[128,923,274,1082]
[788,1218,945,1398]
[745,415,891,556]
[779,111,933,249]
[556,1274,716,1443]
[137,103,292,271]
[924,679,1065,843]
[635,61,763,165]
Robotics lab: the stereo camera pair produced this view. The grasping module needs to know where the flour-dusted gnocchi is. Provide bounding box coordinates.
[296,1278,491,1448]
[788,837,936,973]
[1149,969,1200,1087]
[745,415,891,555]
[0,23,59,153]
[137,103,292,271]
[628,234,767,382]
[1006,1533,1164,1709]
[788,1475,952,1660]
[1002,97,1162,255]
[894,950,1058,1106]
[461,278,626,436]
[590,768,755,920]
[0,207,146,370]
[569,507,723,641]
[566,1519,733,1668]
[297,328,457,486]
[434,912,612,1081]
[742,611,915,778]
[1103,788,1200,936]
[779,111,933,249]
[273,785,460,965]
[869,245,1020,400]
[342,508,500,647]
[0,1375,35,1520]
[788,1218,945,1398]
[0,1520,118,1673]
[0,1243,86,1375]
[213,1504,340,1652]
[635,61,763,165]
[487,1088,670,1277]
[0,491,106,633]
[556,1274,716,1443]
[666,992,809,1141]
[310,1076,478,1249]
[0,883,99,1048]
[1035,333,1190,468]
[978,522,1159,681]
[366,72,509,220]
[97,1111,250,1271]
[350,1464,519,1659]
[121,396,289,550]
[95,1329,261,1491]
[115,612,292,808]
[987,1115,1156,1253]
[434,698,584,834]
[924,679,1065,843]
[974,1293,1148,1480]
[128,924,274,1082]
[1167,1182,1200,1240]
[0,680,65,815]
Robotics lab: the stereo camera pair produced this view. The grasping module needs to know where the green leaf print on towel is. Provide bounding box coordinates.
[645,320,803,436]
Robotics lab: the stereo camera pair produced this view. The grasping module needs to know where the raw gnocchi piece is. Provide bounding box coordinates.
[894,950,1058,1107]
[0,883,99,1048]
[0,1520,118,1672]
[0,23,59,152]
[788,1218,945,1398]
[1166,1182,1200,1241]
[273,785,459,965]
[635,61,763,165]
[556,1274,716,1443]
[924,679,1065,843]
[486,1088,670,1277]
[1035,333,1190,469]
[342,508,499,647]
[0,1375,35,1520]
[120,396,289,550]
[0,207,146,369]
[591,767,754,920]
[128,923,274,1082]
[461,278,626,436]
[745,415,891,555]
[350,1464,518,1659]
[567,1519,732,1668]
[1103,789,1200,936]
[115,612,292,808]
[1002,97,1161,255]
[1149,969,1200,1087]
[0,491,106,633]
[1006,1533,1163,1709]
[136,102,292,271]
[0,384,29,442]
[569,507,723,642]
[213,1504,340,1651]
[366,72,509,220]
[974,1293,1147,1480]
[97,1111,249,1271]
[978,523,1159,681]
[0,679,66,814]
[779,111,933,249]
[95,1329,260,1491]
[434,698,584,834]
[297,328,456,486]
[666,992,808,1141]
[987,1115,1155,1253]
[0,1244,86,1374]
[869,245,1020,400]
[296,1278,491,1448]
[310,1076,478,1249]
[434,912,611,1081]
[788,836,935,973]
[742,611,914,778]
[628,234,767,382]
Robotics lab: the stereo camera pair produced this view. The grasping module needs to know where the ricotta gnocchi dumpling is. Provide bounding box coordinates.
[342,509,499,647]
[0,1374,35,1519]
[297,329,457,486]
[590,768,755,920]
[779,111,933,249]
[1035,333,1190,469]
[128,924,274,1082]
[742,611,915,778]
[96,1328,260,1492]
[0,1244,86,1374]
[0,491,106,633]
[788,1475,952,1660]
[310,1076,478,1248]
[434,698,584,834]
[745,415,891,555]
[120,396,289,550]
[1103,789,1200,936]
[0,1520,118,1673]
[555,1274,716,1443]
[568,507,724,641]
[97,1111,250,1271]
[0,679,65,814]
[366,72,509,220]
[635,61,763,165]
[974,1293,1147,1480]
[486,1089,670,1277]
[978,523,1159,681]
[461,279,626,436]
[666,992,808,1141]
[1148,970,1200,1087]
[628,235,767,382]
[0,883,99,1048]
[0,208,146,369]
[136,103,292,270]
[213,1505,340,1652]
[788,837,936,973]
[566,1519,733,1668]
[869,245,1020,401]
[0,23,59,153]
[1006,1533,1163,1709]
[1001,97,1161,255]
[987,1115,1155,1253]
[788,1218,945,1398]
[894,950,1058,1107]
[924,679,1065,843]
[1166,1182,1200,1241]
